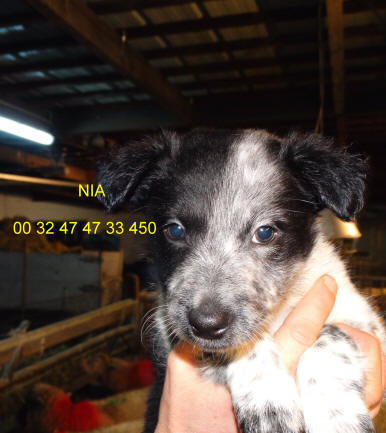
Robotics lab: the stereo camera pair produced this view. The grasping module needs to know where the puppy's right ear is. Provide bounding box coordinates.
[97,131,179,211]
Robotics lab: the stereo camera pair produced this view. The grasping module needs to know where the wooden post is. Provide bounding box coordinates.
[326,0,345,144]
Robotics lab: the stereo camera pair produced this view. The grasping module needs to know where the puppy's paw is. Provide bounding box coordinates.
[227,338,304,433]
[297,324,375,433]
[237,403,304,433]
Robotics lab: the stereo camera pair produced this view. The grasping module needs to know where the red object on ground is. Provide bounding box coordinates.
[47,391,110,432]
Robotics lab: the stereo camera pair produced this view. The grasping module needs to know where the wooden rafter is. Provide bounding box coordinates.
[0,146,95,183]
[23,0,192,123]
[326,0,345,141]
[90,0,227,15]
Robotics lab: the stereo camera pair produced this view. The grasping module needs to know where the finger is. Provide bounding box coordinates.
[274,274,338,376]
[336,323,385,417]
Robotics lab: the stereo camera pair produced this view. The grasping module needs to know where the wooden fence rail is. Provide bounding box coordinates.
[0,299,137,366]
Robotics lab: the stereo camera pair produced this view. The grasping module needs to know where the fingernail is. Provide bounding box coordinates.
[323,274,338,294]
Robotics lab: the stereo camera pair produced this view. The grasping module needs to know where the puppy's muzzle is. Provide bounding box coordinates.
[188,300,233,340]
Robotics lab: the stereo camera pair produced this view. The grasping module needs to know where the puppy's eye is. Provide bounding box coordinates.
[164,223,185,241]
[252,225,275,244]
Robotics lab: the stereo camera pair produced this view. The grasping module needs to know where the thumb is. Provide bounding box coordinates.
[274,274,338,376]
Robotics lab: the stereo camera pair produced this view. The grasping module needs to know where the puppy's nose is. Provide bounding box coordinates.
[188,302,232,339]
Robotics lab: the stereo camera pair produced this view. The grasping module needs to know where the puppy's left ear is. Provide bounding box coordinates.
[280,132,367,221]
[97,131,180,211]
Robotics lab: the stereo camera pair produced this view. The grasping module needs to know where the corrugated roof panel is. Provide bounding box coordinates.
[129,36,167,51]
[211,85,248,94]
[346,57,382,67]
[38,86,75,95]
[95,95,131,104]
[61,99,92,107]
[0,24,25,36]
[182,88,208,97]
[102,10,146,28]
[220,24,268,41]
[48,68,91,78]
[244,66,282,76]
[74,83,113,93]
[276,42,316,56]
[233,46,276,59]
[345,11,385,26]
[198,70,241,80]
[349,73,379,83]
[204,0,258,17]
[17,48,63,61]
[276,20,316,35]
[144,3,203,24]
[113,80,136,89]
[149,57,183,68]
[90,64,116,74]
[252,81,288,90]
[167,30,218,47]
[184,52,229,65]
[10,71,47,81]
[256,0,317,9]
[281,62,316,73]
[168,74,196,84]
[132,93,151,101]
[0,54,17,63]
[345,37,384,50]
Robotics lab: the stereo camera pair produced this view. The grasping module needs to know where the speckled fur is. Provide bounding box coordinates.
[98,129,385,433]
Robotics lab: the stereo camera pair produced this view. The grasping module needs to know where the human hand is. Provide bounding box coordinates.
[155,275,385,433]
[274,274,385,417]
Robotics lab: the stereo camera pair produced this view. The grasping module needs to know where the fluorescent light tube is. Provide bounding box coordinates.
[0,114,54,145]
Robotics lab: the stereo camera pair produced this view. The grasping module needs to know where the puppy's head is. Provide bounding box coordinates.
[98,129,366,351]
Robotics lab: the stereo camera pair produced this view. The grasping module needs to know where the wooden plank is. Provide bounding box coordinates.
[24,0,192,122]
[0,299,137,366]
[0,323,135,389]
[0,146,95,183]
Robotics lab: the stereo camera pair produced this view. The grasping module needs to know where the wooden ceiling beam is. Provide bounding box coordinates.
[0,146,95,183]
[90,0,227,15]
[326,0,345,142]
[23,0,192,122]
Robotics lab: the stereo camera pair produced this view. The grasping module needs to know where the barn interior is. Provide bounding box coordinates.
[0,0,385,432]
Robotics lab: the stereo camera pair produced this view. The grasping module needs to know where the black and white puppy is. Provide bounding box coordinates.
[98,129,385,433]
